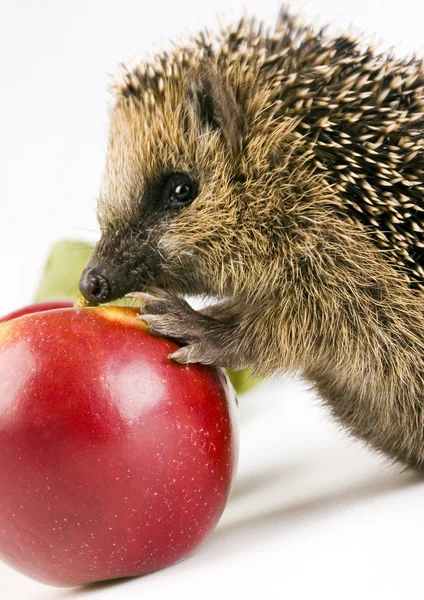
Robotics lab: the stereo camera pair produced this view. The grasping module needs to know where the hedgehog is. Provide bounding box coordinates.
[79,9,424,469]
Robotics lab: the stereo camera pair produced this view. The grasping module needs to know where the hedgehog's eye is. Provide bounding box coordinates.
[164,174,198,208]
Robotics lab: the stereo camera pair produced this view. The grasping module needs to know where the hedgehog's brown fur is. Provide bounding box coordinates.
[84,9,424,468]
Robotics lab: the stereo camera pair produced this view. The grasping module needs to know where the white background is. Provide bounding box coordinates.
[2,1,424,599]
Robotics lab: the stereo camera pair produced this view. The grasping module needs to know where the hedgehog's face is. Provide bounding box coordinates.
[79,65,254,304]
[79,64,301,304]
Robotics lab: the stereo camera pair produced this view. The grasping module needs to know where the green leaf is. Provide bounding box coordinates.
[35,240,262,394]
[35,240,94,302]
[226,369,262,395]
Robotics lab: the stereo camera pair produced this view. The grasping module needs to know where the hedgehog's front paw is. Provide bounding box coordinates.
[130,290,220,365]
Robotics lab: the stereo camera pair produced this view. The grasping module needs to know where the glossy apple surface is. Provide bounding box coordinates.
[0,306,238,587]
[0,300,74,323]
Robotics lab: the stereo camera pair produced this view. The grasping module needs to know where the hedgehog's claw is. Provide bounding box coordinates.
[136,293,232,366]
[136,293,210,348]
[138,314,158,324]
[168,344,217,365]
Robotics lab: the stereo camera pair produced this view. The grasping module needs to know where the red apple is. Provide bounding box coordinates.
[0,300,74,323]
[0,305,238,587]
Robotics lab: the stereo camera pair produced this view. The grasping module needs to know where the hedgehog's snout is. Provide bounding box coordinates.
[79,267,111,305]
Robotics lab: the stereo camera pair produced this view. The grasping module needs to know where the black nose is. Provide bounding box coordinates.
[79,268,110,304]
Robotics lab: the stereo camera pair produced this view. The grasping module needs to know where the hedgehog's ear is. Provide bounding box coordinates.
[190,65,244,157]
